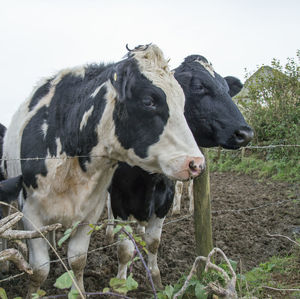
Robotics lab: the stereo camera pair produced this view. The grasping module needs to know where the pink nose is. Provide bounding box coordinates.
[187,157,205,178]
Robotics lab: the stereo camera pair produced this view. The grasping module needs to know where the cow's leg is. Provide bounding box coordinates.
[188,180,194,214]
[105,192,115,244]
[144,214,164,290]
[26,238,50,298]
[172,181,183,215]
[117,237,135,280]
[67,223,92,295]
[22,206,50,298]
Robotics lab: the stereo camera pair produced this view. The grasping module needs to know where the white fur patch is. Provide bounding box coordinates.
[80,105,94,131]
[52,66,85,86]
[41,121,48,139]
[196,59,215,77]
[90,83,105,99]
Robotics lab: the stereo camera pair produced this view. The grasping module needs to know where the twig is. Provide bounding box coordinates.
[0,248,33,274]
[43,291,133,298]
[0,201,85,299]
[262,285,300,292]
[0,211,23,234]
[121,228,157,299]
[267,232,300,247]
[173,247,238,299]
[0,223,62,239]
[173,256,206,299]
[0,271,25,283]
[13,239,29,260]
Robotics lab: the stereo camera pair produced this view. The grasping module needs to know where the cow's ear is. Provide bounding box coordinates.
[111,62,136,102]
[174,71,193,89]
[224,76,243,97]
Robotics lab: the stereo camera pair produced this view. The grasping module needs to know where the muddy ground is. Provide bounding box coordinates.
[2,171,300,298]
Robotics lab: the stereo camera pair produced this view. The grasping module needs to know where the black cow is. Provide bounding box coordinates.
[1,44,205,297]
[106,55,253,288]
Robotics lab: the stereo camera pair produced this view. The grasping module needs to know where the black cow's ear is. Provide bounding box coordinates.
[111,62,136,102]
[174,71,193,89]
[224,76,243,97]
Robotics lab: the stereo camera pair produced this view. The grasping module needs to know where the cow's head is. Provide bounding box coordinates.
[107,45,205,180]
[174,55,253,149]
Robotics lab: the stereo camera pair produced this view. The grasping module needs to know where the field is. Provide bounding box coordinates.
[2,171,300,298]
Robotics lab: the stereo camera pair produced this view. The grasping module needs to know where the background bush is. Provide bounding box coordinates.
[211,50,300,182]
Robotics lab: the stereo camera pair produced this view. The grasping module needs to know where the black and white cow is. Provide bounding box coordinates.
[1,44,205,297]
[106,55,253,288]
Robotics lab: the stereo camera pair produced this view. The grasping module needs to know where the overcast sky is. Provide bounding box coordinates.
[0,0,299,127]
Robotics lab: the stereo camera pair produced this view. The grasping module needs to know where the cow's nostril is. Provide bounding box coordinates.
[189,160,197,171]
[234,128,254,146]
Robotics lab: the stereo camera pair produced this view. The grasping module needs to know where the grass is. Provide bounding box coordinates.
[156,149,300,298]
[156,242,300,298]
[238,246,300,298]
[208,148,300,183]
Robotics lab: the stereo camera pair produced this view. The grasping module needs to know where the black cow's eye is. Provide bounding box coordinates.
[142,97,156,110]
[192,84,204,92]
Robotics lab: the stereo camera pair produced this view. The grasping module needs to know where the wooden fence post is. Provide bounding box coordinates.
[193,148,213,276]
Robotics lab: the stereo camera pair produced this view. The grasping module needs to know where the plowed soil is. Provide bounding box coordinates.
[2,172,300,298]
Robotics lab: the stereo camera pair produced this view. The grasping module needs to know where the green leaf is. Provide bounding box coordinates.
[68,289,79,299]
[126,273,138,291]
[58,234,71,247]
[114,286,128,294]
[54,271,74,289]
[94,224,102,231]
[0,288,8,299]
[164,285,174,299]
[157,293,167,299]
[109,277,128,294]
[64,228,73,235]
[109,277,126,288]
[124,225,133,234]
[113,225,123,235]
[58,221,81,246]
[229,259,238,272]
[195,282,207,299]
[37,290,46,297]
[13,297,23,299]
[103,287,110,293]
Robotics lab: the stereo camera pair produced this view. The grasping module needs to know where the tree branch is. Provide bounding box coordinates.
[0,223,62,240]
[0,248,33,274]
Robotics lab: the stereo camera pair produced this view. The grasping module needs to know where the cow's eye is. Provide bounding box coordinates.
[142,97,156,110]
[192,84,204,93]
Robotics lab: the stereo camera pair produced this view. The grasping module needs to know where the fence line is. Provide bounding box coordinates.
[211,144,300,152]
[163,198,300,226]
[0,144,299,164]
[0,195,299,286]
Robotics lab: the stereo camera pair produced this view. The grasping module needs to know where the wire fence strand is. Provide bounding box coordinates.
[0,144,299,163]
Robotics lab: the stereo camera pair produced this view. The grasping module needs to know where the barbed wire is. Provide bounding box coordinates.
[164,197,300,226]
[211,144,300,152]
[0,144,298,163]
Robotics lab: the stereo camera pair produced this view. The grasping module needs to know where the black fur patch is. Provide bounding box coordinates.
[174,55,253,149]
[28,80,52,111]
[113,60,169,158]
[109,162,174,221]
[21,67,110,188]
